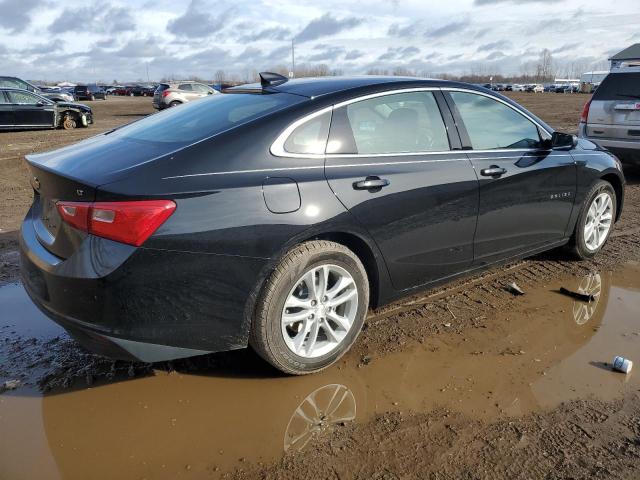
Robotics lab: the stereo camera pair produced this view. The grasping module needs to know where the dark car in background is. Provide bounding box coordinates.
[73,85,107,101]
[0,76,74,103]
[0,88,92,130]
[20,74,624,375]
[579,68,640,164]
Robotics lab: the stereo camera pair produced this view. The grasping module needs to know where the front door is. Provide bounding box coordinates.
[444,90,576,265]
[0,91,14,128]
[7,90,55,128]
[325,90,479,291]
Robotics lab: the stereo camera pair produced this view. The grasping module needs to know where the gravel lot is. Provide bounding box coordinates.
[1,92,639,480]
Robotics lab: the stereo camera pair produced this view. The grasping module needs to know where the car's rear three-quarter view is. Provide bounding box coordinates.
[20,73,625,375]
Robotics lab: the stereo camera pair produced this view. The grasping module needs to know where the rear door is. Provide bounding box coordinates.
[6,90,55,128]
[586,72,640,141]
[0,91,14,128]
[324,89,479,290]
[443,89,576,265]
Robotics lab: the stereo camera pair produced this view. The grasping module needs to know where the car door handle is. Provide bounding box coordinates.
[353,176,390,190]
[480,166,507,177]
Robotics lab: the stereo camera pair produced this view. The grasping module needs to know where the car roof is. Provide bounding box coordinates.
[229,75,482,99]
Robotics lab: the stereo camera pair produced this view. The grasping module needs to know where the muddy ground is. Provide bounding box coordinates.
[1,93,639,480]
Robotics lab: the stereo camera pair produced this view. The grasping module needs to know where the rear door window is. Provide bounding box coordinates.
[178,83,193,91]
[328,91,450,154]
[449,91,542,150]
[593,72,640,101]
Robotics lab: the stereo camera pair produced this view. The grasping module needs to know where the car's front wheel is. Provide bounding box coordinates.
[568,180,616,259]
[250,241,369,375]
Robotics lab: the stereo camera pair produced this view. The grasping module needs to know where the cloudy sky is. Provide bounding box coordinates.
[0,0,638,83]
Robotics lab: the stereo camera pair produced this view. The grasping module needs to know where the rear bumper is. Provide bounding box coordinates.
[20,208,268,362]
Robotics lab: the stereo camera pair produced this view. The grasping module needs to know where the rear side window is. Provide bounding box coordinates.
[328,91,450,154]
[114,93,304,146]
[283,111,331,154]
[450,92,541,150]
[178,83,193,91]
[593,73,640,101]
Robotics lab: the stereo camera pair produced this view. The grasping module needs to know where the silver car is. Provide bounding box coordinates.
[152,81,217,109]
[578,68,640,163]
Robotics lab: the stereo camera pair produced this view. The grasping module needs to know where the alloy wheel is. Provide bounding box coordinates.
[281,264,358,358]
[583,192,613,251]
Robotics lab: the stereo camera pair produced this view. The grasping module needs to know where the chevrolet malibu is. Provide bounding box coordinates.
[20,73,625,374]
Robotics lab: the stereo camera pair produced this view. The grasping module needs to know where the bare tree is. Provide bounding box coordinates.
[536,48,554,82]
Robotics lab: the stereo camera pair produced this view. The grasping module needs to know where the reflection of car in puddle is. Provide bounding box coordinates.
[572,273,603,325]
[284,384,356,451]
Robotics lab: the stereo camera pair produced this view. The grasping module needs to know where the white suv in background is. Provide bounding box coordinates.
[578,68,640,164]
[152,81,217,109]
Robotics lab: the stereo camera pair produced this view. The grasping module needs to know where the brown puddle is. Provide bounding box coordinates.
[1,264,639,479]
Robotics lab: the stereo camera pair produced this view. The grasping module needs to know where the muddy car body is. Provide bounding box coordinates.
[20,75,625,374]
[0,88,93,131]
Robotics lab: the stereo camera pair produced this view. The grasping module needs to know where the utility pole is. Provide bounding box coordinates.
[146,63,150,83]
[290,39,295,78]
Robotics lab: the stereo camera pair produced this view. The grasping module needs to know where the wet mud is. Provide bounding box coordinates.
[1,264,639,479]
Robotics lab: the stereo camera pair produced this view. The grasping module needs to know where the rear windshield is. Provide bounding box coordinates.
[113,92,304,145]
[593,72,640,101]
[155,84,169,93]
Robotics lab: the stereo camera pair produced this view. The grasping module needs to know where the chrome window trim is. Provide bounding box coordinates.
[270,105,334,159]
[270,86,553,159]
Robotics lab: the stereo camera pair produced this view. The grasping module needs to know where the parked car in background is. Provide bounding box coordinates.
[73,85,107,101]
[0,88,92,130]
[0,76,74,103]
[533,84,544,93]
[578,68,640,164]
[491,84,505,91]
[20,73,624,374]
[512,84,525,92]
[152,81,217,109]
[112,86,133,96]
[504,84,513,91]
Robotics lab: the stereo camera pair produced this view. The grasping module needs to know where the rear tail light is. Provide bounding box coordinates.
[56,200,176,247]
[580,100,592,123]
[162,90,170,98]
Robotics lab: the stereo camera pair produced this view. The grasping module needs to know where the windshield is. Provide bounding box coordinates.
[112,92,304,146]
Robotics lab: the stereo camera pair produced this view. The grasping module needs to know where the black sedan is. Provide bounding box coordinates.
[0,88,93,130]
[20,74,624,374]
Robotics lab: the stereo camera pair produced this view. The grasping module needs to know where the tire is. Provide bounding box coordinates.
[567,180,616,259]
[250,240,369,375]
[169,101,181,108]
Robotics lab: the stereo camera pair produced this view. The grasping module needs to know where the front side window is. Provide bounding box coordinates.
[283,111,331,155]
[328,91,450,155]
[449,92,542,150]
[0,92,8,104]
[7,91,42,104]
[0,78,23,89]
[193,83,211,94]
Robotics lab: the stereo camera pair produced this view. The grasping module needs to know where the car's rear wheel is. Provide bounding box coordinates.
[567,180,616,259]
[250,241,369,375]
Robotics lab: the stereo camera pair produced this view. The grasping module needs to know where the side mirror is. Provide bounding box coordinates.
[551,131,578,150]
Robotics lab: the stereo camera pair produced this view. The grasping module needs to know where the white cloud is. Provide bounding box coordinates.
[0,0,638,82]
